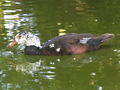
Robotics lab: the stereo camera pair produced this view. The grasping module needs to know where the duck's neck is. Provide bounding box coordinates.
[25,46,43,55]
[26,42,41,48]
[26,39,42,48]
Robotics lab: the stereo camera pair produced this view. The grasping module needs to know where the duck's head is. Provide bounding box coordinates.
[6,31,41,48]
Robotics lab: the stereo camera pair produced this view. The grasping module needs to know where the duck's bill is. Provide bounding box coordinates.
[6,39,17,48]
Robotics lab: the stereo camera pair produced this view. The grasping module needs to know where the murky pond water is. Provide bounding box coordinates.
[0,0,120,90]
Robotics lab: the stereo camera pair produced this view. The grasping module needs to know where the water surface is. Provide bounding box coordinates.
[0,0,120,90]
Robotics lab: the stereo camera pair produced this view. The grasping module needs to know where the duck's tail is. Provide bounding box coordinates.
[87,33,114,51]
[101,33,114,42]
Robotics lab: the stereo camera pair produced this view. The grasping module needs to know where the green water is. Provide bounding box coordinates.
[0,0,120,90]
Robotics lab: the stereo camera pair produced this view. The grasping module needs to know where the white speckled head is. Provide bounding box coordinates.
[15,31,41,47]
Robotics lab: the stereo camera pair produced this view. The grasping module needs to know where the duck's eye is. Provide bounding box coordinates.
[19,35,22,38]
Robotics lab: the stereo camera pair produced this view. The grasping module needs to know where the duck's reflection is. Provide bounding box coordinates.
[8,56,56,79]
[7,52,95,76]
[16,59,42,74]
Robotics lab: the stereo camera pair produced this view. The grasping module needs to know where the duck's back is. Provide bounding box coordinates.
[42,33,95,47]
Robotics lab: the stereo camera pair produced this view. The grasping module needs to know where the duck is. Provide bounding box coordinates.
[6,31,114,56]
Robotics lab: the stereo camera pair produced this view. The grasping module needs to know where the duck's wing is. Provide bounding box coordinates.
[41,33,95,47]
